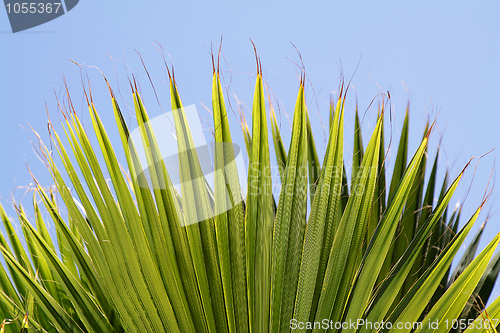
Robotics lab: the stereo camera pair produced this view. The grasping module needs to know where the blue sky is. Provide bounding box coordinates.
[1,1,500,302]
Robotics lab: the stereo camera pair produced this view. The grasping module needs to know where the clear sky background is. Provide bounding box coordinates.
[1,1,500,302]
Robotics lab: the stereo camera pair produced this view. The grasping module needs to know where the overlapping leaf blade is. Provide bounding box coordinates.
[270,82,308,332]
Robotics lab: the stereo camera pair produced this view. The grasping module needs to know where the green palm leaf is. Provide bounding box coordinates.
[0,50,498,333]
